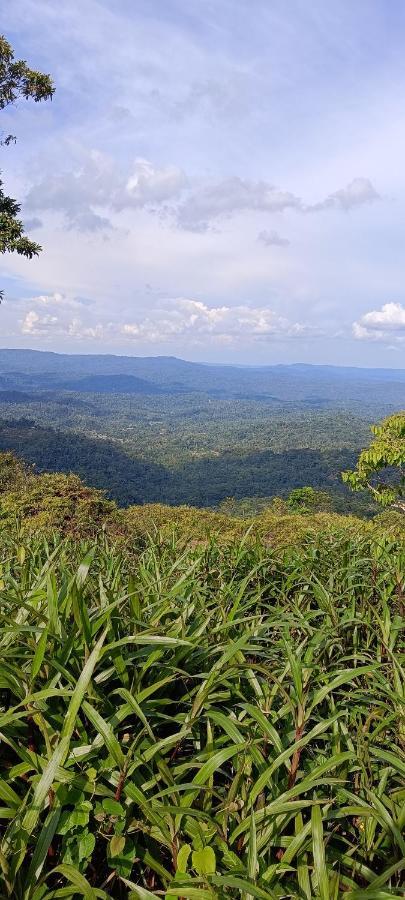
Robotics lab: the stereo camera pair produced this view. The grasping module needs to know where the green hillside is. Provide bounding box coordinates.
[0,417,377,516]
[0,426,404,897]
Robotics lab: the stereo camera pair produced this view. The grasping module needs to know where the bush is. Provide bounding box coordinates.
[0,469,117,537]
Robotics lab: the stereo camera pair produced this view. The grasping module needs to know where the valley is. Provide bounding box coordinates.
[0,350,403,516]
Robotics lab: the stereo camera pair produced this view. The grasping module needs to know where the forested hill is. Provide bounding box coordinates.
[0,351,403,514]
[0,418,360,508]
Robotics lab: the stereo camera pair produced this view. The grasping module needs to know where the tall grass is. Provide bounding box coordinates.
[0,528,404,898]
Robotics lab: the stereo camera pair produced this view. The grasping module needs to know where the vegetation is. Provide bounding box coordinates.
[0,401,403,898]
[0,520,403,898]
[343,413,405,513]
[0,399,374,467]
[1,352,403,514]
[1,348,404,415]
[0,34,54,282]
[0,450,28,493]
[0,417,378,516]
[0,17,402,896]
[0,447,396,547]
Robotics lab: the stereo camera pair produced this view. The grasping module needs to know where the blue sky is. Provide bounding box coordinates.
[1,0,405,365]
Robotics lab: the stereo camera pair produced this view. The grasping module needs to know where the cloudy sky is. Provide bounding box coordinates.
[1,0,405,365]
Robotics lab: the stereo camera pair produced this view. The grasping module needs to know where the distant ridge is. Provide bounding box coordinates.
[0,348,404,405]
[59,374,167,394]
[0,348,404,375]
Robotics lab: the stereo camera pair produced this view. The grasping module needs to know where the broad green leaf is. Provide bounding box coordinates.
[192,847,216,875]
[110,834,125,857]
[177,844,191,873]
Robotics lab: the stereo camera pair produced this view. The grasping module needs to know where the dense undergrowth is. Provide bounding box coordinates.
[0,526,404,898]
[0,459,402,549]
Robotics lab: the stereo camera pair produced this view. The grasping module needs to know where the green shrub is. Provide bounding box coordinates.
[0,470,117,537]
[0,528,403,897]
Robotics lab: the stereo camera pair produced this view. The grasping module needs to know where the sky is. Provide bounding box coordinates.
[1,0,405,366]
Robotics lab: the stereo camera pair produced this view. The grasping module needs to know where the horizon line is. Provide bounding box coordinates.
[0,346,405,373]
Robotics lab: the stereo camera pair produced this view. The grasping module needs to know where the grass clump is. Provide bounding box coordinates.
[0,527,404,898]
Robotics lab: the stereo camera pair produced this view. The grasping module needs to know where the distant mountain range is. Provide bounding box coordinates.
[0,349,404,405]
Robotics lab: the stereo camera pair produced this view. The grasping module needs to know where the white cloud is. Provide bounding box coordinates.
[25,153,186,231]
[18,296,311,345]
[176,177,303,231]
[353,302,405,342]
[118,158,187,210]
[25,150,379,236]
[66,210,114,233]
[20,309,106,339]
[21,310,58,334]
[29,291,91,309]
[3,0,403,366]
[310,178,379,212]
[175,175,380,231]
[32,291,65,306]
[25,151,114,231]
[67,318,105,339]
[120,297,310,344]
[19,292,105,339]
[258,229,290,247]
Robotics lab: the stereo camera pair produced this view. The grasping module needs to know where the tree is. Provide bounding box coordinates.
[0,450,28,493]
[286,486,332,514]
[0,34,54,286]
[342,412,405,513]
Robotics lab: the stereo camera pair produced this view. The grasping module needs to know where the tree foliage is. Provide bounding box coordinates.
[0,34,54,280]
[0,416,365,511]
[0,449,28,493]
[0,181,42,259]
[342,412,405,512]
[0,35,54,110]
[286,485,332,513]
